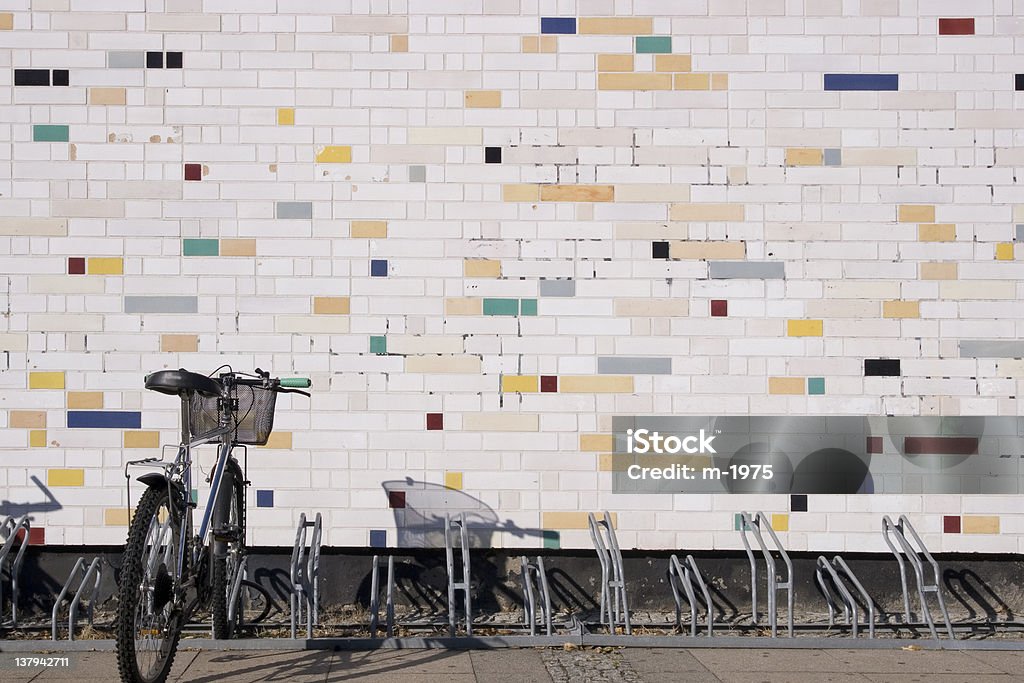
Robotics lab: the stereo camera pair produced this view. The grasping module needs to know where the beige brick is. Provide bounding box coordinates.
[580,434,614,451]
[670,241,745,259]
[10,411,46,429]
[67,392,102,409]
[220,239,256,256]
[161,334,198,352]
[391,34,408,52]
[899,205,936,223]
[0,13,12,30]
[711,73,729,90]
[521,36,539,53]
[542,511,618,529]
[313,297,350,314]
[614,298,689,316]
[405,355,482,373]
[579,17,652,34]
[559,376,634,393]
[351,221,387,238]
[89,87,127,105]
[0,217,67,236]
[614,184,689,202]
[503,184,540,202]
[104,508,131,526]
[842,148,917,166]
[445,297,482,315]
[0,333,28,352]
[463,414,539,431]
[669,203,745,221]
[785,148,823,166]
[124,431,159,448]
[538,36,557,53]
[50,199,124,218]
[598,54,634,72]
[939,281,1015,299]
[262,431,293,449]
[768,377,805,395]
[882,301,920,318]
[962,515,1000,534]
[598,73,672,91]
[674,73,710,90]
[920,262,957,280]
[540,185,615,202]
[465,90,502,108]
[387,336,464,355]
[918,224,956,242]
[464,259,501,277]
[408,127,483,145]
[147,13,220,31]
[654,54,692,72]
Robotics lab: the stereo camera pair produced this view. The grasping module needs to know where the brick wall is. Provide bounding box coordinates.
[1,1,1022,553]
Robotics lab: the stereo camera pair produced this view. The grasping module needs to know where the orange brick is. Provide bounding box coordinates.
[711,73,729,90]
[540,185,615,202]
[921,262,957,280]
[105,508,131,526]
[262,431,293,449]
[67,391,102,409]
[503,184,540,202]
[10,410,46,428]
[539,36,557,53]
[521,36,539,53]
[220,239,256,256]
[559,376,633,393]
[124,431,159,448]
[445,297,482,315]
[351,221,387,238]
[465,90,501,108]
[768,377,805,395]
[542,511,618,529]
[0,13,12,30]
[391,34,408,52]
[786,148,823,166]
[882,301,921,319]
[89,87,126,105]
[670,241,745,259]
[655,54,692,72]
[579,17,652,34]
[598,73,672,91]
[598,54,634,72]
[918,224,956,242]
[899,205,936,223]
[313,297,350,314]
[580,434,614,452]
[161,334,198,352]
[674,73,710,90]
[962,515,1000,534]
[464,259,501,277]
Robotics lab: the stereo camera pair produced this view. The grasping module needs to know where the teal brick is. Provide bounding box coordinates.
[734,513,744,531]
[190,488,199,504]
[370,335,387,354]
[182,239,219,256]
[808,377,825,395]
[542,530,560,549]
[520,299,537,316]
[636,36,672,53]
[33,125,69,142]
[483,298,519,316]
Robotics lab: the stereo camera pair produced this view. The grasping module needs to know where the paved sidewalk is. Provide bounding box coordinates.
[3,647,1023,682]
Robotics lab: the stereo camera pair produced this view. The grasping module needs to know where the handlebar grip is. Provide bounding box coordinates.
[280,377,311,389]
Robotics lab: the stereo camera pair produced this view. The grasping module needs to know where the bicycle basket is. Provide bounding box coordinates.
[188,384,277,445]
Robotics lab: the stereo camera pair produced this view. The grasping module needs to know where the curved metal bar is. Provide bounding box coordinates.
[51,558,86,640]
[683,555,715,638]
[740,512,793,637]
[816,555,859,638]
[881,515,913,623]
[536,556,552,637]
[520,556,537,636]
[815,556,838,629]
[833,555,875,639]
[68,558,101,642]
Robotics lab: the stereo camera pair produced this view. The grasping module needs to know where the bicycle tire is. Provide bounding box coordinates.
[238,579,273,624]
[115,485,185,683]
[211,459,245,639]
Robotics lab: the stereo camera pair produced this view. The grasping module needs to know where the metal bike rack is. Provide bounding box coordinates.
[739,511,793,637]
[815,555,875,639]
[882,514,954,639]
[520,555,553,636]
[668,554,714,637]
[51,557,102,640]
[444,513,472,636]
[369,554,395,637]
[289,512,323,639]
[0,515,30,626]
[588,511,631,635]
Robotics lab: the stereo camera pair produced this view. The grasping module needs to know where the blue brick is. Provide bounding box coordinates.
[256,490,274,508]
[824,74,898,91]
[541,17,576,34]
[67,411,142,429]
[369,529,387,548]
[370,259,388,277]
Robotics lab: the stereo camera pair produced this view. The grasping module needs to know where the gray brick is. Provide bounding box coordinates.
[959,340,1024,358]
[409,165,426,182]
[823,148,842,166]
[108,51,144,68]
[276,201,312,219]
[124,296,198,314]
[708,261,785,279]
[1016,224,1024,242]
[598,356,672,374]
[539,279,575,297]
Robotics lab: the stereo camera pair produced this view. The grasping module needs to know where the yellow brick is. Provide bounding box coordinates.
[674,73,710,90]
[220,238,257,256]
[771,513,789,532]
[962,515,1000,534]
[262,431,293,449]
[768,378,805,395]
[883,301,921,319]
[351,220,387,238]
[599,72,672,91]
[445,297,482,315]
[87,257,123,275]
[669,203,744,221]
[0,13,12,30]
[598,453,615,472]
[405,355,481,373]
[521,35,539,53]
[444,471,463,490]
[540,185,615,202]
[105,508,131,526]
[539,36,557,53]
[10,410,45,428]
[918,224,956,242]
[89,87,126,105]
[30,430,46,448]
[315,145,352,163]
[67,391,102,409]
[996,242,1015,260]
[670,241,746,259]
[161,334,198,352]
[711,73,729,90]
[921,262,957,280]
[785,148,823,166]
[277,107,295,125]
[503,184,540,202]
[465,90,501,108]
[579,17,652,34]
[559,376,634,393]
[580,434,614,452]
[598,54,634,72]
[614,298,689,316]
[542,511,618,529]
[502,375,539,393]
[788,320,824,337]
[464,259,501,277]
[391,34,408,52]
[313,297,350,315]
[29,371,64,389]
[654,54,691,72]
[124,431,160,448]
[899,205,936,223]
[48,468,84,486]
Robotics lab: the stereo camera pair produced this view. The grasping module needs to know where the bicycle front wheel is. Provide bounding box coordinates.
[211,459,245,639]
[115,485,185,683]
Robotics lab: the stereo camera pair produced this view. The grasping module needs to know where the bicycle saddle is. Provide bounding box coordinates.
[145,369,224,398]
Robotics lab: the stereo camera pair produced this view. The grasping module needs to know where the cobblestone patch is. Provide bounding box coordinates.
[541,647,643,683]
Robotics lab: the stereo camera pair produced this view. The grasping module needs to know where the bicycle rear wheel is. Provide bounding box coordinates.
[115,485,185,683]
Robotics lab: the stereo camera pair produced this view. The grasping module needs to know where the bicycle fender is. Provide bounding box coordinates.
[137,472,185,495]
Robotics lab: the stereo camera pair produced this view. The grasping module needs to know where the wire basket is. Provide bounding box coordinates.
[189,384,277,446]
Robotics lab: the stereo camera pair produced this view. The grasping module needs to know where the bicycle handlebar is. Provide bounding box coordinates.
[280,377,312,388]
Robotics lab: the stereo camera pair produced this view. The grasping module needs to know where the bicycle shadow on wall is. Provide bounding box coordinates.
[0,475,62,518]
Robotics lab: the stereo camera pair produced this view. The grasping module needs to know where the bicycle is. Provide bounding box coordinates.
[115,367,310,683]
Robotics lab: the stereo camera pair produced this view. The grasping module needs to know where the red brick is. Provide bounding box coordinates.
[541,375,558,392]
[904,436,978,455]
[938,18,974,35]
[943,515,961,533]
[426,413,443,430]
[388,491,406,509]
[710,300,728,317]
[28,527,45,545]
[68,257,85,274]
[184,163,202,181]
[866,436,883,454]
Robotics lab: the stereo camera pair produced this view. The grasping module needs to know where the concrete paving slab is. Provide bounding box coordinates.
[691,649,846,673]
[961,650,1024,675]
[862,676,1018,683]
[823,649,1005,675]
[621,647,717,672]
[714,674,869,683]
[467,648,552,677]
[175,651,331,682]
[330,650,475,676]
